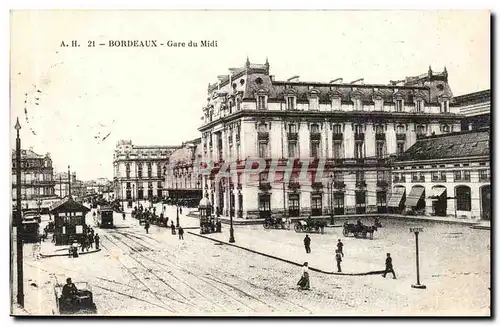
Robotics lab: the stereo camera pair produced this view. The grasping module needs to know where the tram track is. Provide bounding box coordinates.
[114,228,312,313]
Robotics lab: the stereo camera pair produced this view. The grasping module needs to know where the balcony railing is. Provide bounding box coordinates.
[356,180,367,188]
[288,182,301,190]
[396,133,407,141]
[479,176,490,182]
[258,131,269,141]
[259,182,271,191]
[375,133,386,141]
[332,133,343,140]
[377,180,389,187]
[354,133,365,141]
[288,132,298,141]
[333,181,346,189]
[310,132,321,141]
[311,182,323,189]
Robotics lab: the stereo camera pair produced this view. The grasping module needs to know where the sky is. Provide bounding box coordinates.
[9,10,490,181]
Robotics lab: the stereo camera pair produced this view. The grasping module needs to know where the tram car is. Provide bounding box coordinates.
[96,206,114,228]
[21,218,41,243]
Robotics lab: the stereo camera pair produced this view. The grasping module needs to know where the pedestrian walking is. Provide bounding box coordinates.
[382,253,397,279]
[335,249,342,272]
[297,262,310,290]
[80,236,86,252]
[337,239,344,257]
[178,226,184,240]
[122,212,126,220]
[94,234,100,250]
[304,234,311,254]
[171,221,176,235]
[145,221,150,234]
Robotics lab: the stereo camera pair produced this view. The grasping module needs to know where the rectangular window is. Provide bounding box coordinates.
[310,141,320,158]
[377,170,387,181]
[432,171,439,181]
[376,142,384,159]
[354,124,363,134]
[396,99,403,112]
[333,142,342,159]
[289,124,297,133]
[354,99,362,111]
[287,96,295,110]
[419,173,425,182]
[257,95,266,110]
[440,171,447,181]
[288,142,297,158]
[258,142,268,158]
[479,169,490,181]
[333,124,342,134]
[412,172,418,181]
[311,195,322,210]
[464,170,471,181]
[397,142,405,154]
[356,171,365,183]
[374,99,383,111]
[454,170,462,181]
[355,143,364,159]
[441,101,449,113]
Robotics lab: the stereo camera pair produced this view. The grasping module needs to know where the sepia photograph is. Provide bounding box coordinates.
[9,10,491,317]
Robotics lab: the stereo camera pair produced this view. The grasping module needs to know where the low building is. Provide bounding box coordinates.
[453,89,490,131]
[12,148,56,209]
[54,171,85,199]
[389,128,490,220]
[164,138,203,203]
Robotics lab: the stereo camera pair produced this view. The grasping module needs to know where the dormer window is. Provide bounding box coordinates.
[257,95,267,110]
[441,100,449,113]
[353,98,362,111]
[415,99,424,112]
[374,98,384,111]
[286,96,296,111]
[395,99,404,112]
[309,96,319,111]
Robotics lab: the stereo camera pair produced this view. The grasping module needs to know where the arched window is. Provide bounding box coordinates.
[456,186,471,211]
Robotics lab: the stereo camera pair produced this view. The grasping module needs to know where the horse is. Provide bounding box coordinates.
[357,225,378,239]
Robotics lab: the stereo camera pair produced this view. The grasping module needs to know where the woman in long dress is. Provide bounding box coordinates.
[297,262,310,290]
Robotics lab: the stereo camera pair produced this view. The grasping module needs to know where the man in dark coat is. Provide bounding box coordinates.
[94,234,100,250]
[145,220,150,234]
[335,249,342,272]
[171,221,176,235]
[337,239,344,257]
[382,253,397,279]
[178,226,184,240]
[304,234,311,253]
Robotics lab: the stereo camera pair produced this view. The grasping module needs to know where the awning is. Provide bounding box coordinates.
[406,187,425,207]
[387,188,405,208]
[428,187,446,199]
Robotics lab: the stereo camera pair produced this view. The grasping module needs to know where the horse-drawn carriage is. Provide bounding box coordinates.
[54,281,97,315]
[263,216,288,230]
[342,221,378,239]
[294,218,327,234]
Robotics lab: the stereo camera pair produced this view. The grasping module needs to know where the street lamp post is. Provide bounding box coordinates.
[228,181,235,243]
[329,173,335,226]
[14,117,24,307]
[122,184,125,211]
[410,227,426,289]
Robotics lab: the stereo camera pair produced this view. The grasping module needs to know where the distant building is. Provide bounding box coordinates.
[164,138,203,201]
[452,89,490,131]
[113,140,181,204]
[54,171,85,199]
[199,59,463,219]
[390,128,490,220]
[11,148,56,208]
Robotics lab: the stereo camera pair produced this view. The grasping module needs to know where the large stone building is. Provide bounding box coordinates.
[113,140,181,205]
[12,148,56,208]
[454,89,490,131]
[164,138,203,202]
[390,129,490,220]
[199,58,463,219]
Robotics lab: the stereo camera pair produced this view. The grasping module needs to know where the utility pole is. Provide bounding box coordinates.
[15,117,24,307]
[281,119,286,219]
[67,165,71,199]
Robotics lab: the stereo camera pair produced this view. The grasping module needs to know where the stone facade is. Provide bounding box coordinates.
[199,59,463,219]
[112,140,181,204]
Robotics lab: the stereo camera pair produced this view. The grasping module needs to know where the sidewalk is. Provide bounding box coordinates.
[187,227,385,275]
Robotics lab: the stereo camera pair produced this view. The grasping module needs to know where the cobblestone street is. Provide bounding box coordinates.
[12,207,490,316]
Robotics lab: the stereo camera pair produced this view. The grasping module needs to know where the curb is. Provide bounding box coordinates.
[470,225,491,230]
[40,248,102,258]
[187,231,384,276]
